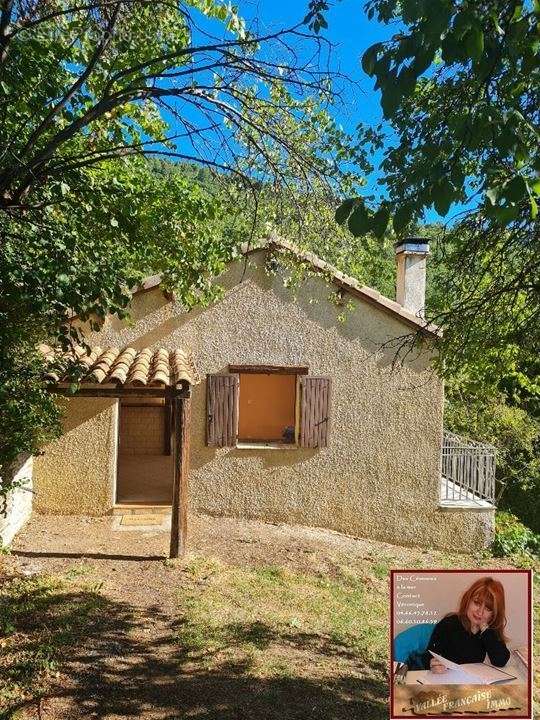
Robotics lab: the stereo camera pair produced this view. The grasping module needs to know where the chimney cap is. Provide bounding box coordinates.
[395,237,429,255]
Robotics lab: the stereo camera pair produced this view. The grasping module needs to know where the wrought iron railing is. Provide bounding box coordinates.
[441,431,496,504]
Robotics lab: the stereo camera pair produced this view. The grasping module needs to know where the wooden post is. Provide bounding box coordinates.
[169,394,191,558]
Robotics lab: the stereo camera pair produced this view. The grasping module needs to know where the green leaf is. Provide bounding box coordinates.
[361,44,380,77]
[381,80,402,119]
[60,182,70,196]
[485,186,499,206]
[411,47,435,76]
[504,175,527,203]
[489,203,521,223]
[393,205,414,232]
[453,10,473,35]
[335,198,355,225]
[530,195,538,220]
[347,203,371,236]
[441,32,463,63]
[495,125,518,153]
[464,26,484,62]
[511,3,523,21]
[396,67,416,98]
[423,0,453,37]
[372,207,390,238]
[401,0,423,23]
[216,4,228,20]
[432,178,455,216]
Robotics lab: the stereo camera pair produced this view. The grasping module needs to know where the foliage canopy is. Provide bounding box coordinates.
[0,0,363,485]
[335,0,539,374]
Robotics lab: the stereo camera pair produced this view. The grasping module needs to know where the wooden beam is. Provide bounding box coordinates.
[48,384,190,399]
[169,396,191,558]
[164,399,172,455]
[228,364,308,375]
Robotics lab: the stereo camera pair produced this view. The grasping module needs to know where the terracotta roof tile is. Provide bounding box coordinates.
[41,345,199,387]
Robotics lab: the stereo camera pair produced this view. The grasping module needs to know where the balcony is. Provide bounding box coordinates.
[440,431,496,509]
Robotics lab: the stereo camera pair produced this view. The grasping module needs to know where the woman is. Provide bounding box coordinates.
[422,576,510,672]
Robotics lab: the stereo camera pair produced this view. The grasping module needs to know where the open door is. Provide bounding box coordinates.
[116,398,174,504]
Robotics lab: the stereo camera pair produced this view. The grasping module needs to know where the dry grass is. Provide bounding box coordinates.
[173,555,388,680]
[0,573,106,718]
[0,514,536,719]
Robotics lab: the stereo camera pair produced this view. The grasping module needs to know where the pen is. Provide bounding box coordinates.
[395,663,408,684]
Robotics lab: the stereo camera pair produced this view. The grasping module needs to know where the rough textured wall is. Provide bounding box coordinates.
[34,398,118,515]
[82,250,493,551]
[396,253,427,316]
[0,455,33,546]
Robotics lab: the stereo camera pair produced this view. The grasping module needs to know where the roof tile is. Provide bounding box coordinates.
[42,345,199,387]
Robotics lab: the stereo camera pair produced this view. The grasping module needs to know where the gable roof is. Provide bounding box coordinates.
[135,235,441,338]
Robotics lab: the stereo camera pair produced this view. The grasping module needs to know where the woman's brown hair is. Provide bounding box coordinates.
[457,577,508,641]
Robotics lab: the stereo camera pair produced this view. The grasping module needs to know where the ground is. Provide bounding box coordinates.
[0,514,536,720]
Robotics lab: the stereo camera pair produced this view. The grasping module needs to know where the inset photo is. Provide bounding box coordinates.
[390,570,532,719]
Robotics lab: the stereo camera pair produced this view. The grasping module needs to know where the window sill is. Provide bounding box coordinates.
[235,442,298,450]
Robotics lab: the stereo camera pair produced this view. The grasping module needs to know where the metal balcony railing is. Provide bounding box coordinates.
[441,431,496,505]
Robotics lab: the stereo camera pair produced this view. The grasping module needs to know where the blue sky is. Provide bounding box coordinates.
[229,2,466,224]
[178,1,454,224]
[178,1,390,171]
[236,0,390,127]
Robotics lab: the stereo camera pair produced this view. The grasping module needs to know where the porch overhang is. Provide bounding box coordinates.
[41,344,197,558]
[40,344,199,393]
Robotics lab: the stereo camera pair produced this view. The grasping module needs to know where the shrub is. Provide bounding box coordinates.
[491,511,540,561]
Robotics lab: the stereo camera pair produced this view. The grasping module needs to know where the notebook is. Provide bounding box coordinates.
[513,647,528,668]
[420,651,517,685]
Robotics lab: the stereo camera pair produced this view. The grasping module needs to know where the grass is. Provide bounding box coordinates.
[0,571,106,717]
[0,551,392,719]
[173,554,388,681]
[0,533,535,720]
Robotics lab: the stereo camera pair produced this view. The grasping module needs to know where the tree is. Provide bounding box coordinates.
[335,0,540,373]
[348,0,540,529]
[0,0,353,211]
[0,156,236,475]
[0,0,365,491]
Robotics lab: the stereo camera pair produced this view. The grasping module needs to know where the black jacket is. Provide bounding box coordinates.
[422,614,510,669]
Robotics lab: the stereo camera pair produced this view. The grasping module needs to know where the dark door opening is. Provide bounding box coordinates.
[116,399,174,504]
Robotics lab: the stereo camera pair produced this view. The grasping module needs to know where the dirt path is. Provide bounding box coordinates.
[1,513,508,720]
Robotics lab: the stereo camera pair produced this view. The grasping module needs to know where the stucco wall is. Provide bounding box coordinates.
[0,455,33,546]
[65,249,493,551]
[33,397,118,515]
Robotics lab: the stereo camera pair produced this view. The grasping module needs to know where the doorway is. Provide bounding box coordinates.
[116,399,174,504]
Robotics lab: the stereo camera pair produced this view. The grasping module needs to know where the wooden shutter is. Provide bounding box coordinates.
[206,374,239,447]
[299,376,331,448]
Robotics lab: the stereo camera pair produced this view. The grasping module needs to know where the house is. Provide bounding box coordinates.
[29,236,495,555]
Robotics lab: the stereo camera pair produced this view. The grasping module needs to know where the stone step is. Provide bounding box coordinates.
[111,504,172,516]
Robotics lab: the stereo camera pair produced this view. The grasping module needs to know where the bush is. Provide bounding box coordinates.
[444,383,540,532]
[491,511,540,561]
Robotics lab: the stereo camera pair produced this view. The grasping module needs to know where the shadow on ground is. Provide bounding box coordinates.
[12,550,165,562]
[1,580,388,720]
